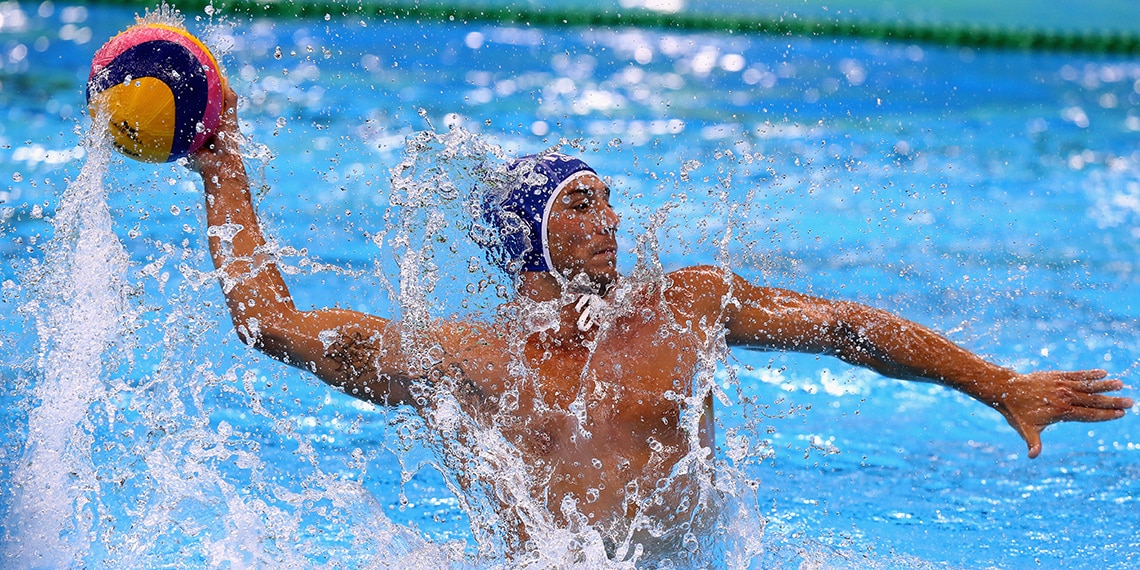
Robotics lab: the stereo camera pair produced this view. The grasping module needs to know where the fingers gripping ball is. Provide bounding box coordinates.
[87,24,223,163]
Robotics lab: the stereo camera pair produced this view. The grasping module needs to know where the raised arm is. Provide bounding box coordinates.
[188,87,414,406]
[676,267,1132,457]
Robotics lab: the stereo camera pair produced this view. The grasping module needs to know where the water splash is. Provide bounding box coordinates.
[3,114,471,570]
[382,125,778,567]
[0,107,883,567]
[6,126,130,567]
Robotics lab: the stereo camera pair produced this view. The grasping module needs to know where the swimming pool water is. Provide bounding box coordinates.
[1,2,1138,568]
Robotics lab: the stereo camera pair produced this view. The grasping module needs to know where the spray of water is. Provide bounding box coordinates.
[4,98,904,566]
[379,124,787,567]
[6,123,130,567]
[2,16,846,560]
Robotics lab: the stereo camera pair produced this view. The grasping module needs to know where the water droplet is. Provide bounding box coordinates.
[273,46,283,60]
[170,205,181,216]
[12,172,22,182]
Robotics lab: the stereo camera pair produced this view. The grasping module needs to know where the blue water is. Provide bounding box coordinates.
[2,2,1138,568]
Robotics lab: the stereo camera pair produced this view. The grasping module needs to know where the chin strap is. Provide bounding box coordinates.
[574,293,608,332]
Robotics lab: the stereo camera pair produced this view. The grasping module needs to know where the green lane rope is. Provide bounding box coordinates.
[92,0,1140,55]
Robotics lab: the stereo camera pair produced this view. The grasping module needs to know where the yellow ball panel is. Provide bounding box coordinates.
[90,77,177,163]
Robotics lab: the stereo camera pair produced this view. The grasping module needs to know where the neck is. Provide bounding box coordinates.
[515,271,612,337]
[516,271,563,303]
[516,271,611,302]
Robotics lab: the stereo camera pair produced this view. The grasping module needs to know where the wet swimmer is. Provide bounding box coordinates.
[190,86,1133,560]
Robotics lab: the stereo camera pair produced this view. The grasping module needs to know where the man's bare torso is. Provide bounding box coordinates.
[419,271,720,543]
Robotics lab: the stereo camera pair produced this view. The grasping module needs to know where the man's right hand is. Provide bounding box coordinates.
[189,82,241,176]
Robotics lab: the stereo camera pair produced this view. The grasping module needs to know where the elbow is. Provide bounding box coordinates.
[828,319,864,362]
[231,314,265,347]
[228,305,296,358]
[825,302,876,361]
[826,302,910,376]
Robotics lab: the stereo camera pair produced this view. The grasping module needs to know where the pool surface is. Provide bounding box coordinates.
[1,1,1138,568]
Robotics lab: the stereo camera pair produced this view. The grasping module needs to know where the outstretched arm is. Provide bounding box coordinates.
[678,267,1133,458]
[189,87,414,406]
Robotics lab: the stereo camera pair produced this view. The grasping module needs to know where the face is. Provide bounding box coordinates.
[544,173,620,288]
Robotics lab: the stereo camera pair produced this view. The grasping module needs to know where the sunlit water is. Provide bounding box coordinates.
[1,2,1138,568]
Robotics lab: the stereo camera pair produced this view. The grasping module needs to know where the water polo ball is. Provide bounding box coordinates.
[87,23,223,163]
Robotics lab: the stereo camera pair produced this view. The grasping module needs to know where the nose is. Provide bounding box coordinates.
[596,202,619,235]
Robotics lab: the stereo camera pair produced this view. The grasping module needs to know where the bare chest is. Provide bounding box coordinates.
[436,291,720,532]
[513,309,704,453]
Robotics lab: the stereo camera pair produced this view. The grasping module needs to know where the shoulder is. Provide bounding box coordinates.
[429,318,512,375]
[663,265,734,299]
[660,265,738,324]
[435,319,508,354]
[659,266,806,325]
[428,319,515,404]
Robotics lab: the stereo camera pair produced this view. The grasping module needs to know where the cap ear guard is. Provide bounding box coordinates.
[538,170,596,275]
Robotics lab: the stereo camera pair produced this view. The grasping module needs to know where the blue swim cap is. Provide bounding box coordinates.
[479,153,597,275]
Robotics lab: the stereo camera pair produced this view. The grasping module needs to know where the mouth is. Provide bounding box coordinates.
[592,243,618,259]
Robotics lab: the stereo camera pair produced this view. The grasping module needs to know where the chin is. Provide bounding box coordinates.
[588,268,618,291]
[559,260,618,292]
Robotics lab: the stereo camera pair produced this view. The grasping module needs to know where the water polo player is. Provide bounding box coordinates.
[189,85,1132,562]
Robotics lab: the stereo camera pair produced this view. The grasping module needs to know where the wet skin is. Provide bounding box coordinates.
[191,87,1134,553]
[541,173,621,288]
